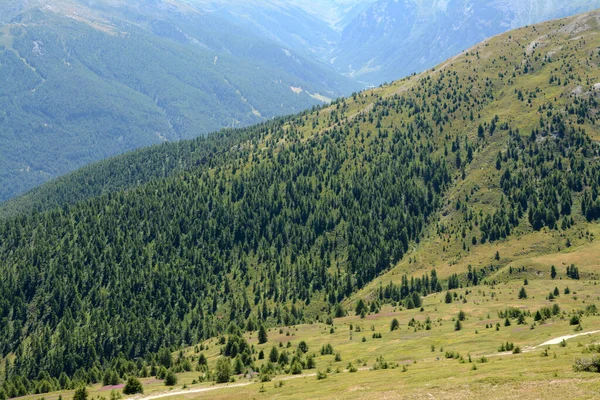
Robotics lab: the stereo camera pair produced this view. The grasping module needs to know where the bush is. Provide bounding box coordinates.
[573,355,600,372]
[316,371,327,380]
[570,315,581,325]
[390,318,400,331]
[164,371,177,386]
[123,377,143,395]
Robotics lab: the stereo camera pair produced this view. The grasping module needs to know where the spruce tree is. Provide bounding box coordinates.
[518,287,528,299]
[258,325,268,344]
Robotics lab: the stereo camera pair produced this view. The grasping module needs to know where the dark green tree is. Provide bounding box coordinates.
[164,371,177,386]
[123,378,143,395]
[258,325,268,344]
[73,387,87,400]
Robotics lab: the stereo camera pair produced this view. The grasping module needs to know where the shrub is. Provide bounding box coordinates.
[390,318,400,331]
[316,371,327,380]
[573,355,600,372]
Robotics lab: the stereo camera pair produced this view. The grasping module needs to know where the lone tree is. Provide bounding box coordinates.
[390,318,400,331]
[455,319,462,331]
[123,377,143,395]
[550,265,557,279]
[258,325,268,344]
[215,357,232,383]
[73,387,87,400]
[445,291,452,304]
[269,346,279,363]
[164,371,177,386]
[518,287,528,299]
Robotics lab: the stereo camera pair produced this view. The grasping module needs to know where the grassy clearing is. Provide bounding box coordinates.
[18,274,600,400]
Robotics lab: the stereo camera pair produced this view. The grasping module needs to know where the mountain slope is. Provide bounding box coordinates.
[0,0,360,202]
[335,0,600,84]
[0,9,599,397]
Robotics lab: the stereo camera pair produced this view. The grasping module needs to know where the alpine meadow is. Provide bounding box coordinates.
[1,5,600,400]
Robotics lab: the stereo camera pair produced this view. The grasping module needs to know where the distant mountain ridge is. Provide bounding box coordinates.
[0,0,360,202]
[333,0,600,84]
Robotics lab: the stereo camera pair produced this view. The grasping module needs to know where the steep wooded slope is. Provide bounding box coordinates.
[0,0,359,202]
[0,10,599,397]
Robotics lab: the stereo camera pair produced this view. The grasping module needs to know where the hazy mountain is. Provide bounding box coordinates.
[0,0,360,201]
[334,0,600,84]
[187,0,375,65]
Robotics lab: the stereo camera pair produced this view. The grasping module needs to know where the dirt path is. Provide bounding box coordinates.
[133,367,371,400]
[535,330,600,347]
[132,382,253,400]
[483,330,600,358]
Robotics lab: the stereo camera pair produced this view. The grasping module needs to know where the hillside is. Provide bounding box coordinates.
[0,0,359,202]
[1,9,600,400]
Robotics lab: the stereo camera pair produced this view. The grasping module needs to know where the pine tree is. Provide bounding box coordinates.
[258,325,268,344]
[455,320,462,331]
[269,346,279,363]
[518,287,527,299]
